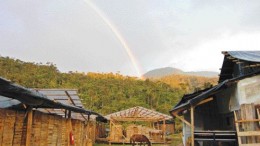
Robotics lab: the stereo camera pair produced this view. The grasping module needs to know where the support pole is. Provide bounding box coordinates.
[67,110,72,146]
[191,107,194,146]
[25,107,33,146]
[163,119,166,143]
[173,113,191,127]
[109,120,112,145]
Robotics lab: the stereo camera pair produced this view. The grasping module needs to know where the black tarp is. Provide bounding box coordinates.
[0,77,107,122]
[170,70,260,114]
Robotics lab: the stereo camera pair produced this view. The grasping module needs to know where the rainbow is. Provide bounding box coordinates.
[84,0,143,78]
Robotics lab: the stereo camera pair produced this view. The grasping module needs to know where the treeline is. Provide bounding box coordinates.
[0,56,184,115]
[0,56,217,115]
[157,74,218,94]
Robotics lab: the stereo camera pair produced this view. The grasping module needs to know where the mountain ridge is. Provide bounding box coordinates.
[143,67,218,78]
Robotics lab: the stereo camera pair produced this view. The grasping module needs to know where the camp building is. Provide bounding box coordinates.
[105,106,173,144]
[170,51,260,146]
[0,77,106,146]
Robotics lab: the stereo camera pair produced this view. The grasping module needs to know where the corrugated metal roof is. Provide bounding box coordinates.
[35,89,91,121]
[0,77,106,122]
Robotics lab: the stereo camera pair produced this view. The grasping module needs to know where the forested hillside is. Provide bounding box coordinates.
[0,56,184,115]
[157,74,218,94]
[0,56,217,115]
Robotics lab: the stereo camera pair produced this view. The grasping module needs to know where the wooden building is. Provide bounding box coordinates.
[170,51,260,146]
[0,77,106,146]
[105,106,173,144]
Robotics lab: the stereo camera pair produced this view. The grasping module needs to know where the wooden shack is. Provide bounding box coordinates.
[105,106,173,144]
[170,51,260,146]
[0,77,106,146]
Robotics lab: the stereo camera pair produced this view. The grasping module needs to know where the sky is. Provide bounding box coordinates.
[1,0,260,77]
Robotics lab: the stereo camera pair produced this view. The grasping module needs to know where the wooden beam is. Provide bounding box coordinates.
[240,144,260,146]
[237,131,260,137]
[234,111,242,145]
[110,117,162,122]
[132,107,139,116]
[25,107,33,146]
[67,117,73,146]
[139,110,155,117]
[173,113,191,127]
[139,109,150,116]
[195,97,213,107]
[191,106,194,146]
[235,119,260,123]
[65,91,87,120]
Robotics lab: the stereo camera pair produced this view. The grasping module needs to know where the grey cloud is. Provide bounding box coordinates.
[1,0,260,76]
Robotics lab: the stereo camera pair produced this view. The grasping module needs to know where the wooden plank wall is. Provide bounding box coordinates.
[235,104,260,146]
[0,109,97,146]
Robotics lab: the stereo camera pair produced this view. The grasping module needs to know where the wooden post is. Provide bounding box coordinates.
[67,110,72,146]
[163,119,166,143]
[25,107,33,146]
[190,107,194,146]
[93,121,96,143]
[234,111,243,145]
[65,110,67,118]
[109,120,112,145]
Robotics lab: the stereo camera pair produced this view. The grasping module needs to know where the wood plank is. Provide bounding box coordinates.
[0,109,6,146]
[241,104,257,143]
[32,111,42,146]
[61,118,67,146]
[56,116,62,146]
[173,113,191,127]
[40,113,49,146]
[3,110,16,146]
[237,131,260,137]
[240,144,260,146]
[195,97,213,107]
[191,107,195,146]
[47,115,54,146]
[12,111,25,146]
[234,111,242,145]
[25,108,33,146]
[235,119,260,123]
[163,119,166,144]
[257,108,260,143]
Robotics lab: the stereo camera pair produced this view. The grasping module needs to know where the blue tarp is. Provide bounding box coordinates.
[228,51,260,62]
[0,96,21,108]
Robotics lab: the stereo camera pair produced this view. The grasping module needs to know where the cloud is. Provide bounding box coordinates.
[1,0,260,76]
